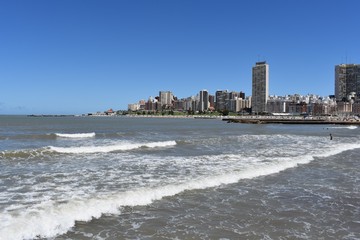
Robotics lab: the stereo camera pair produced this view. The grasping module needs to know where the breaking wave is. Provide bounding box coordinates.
[2,141,360,240]
[0,141,177,159]
[0,148,52,160]
[55,132,96,138]
[328,125,358,130]
[48,140,177,154]
[1,132,96,141]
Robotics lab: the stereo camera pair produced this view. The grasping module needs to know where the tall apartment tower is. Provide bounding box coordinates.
[159,91,173,109]
[335,64,360,101]
[215,90,228,111]
[199,90,209,112]
[252,61,269,114]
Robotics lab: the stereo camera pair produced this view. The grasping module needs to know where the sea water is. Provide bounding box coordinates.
[0,115,359,239]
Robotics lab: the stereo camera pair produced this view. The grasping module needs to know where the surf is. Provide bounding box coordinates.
[328,126,358,130]
[0,140,177,159]
[55,132,96,138]
[2,140,360,240]
[48,140,177,154]
[0,148,52,160]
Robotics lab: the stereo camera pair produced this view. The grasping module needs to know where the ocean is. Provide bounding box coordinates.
[0,115,359,240]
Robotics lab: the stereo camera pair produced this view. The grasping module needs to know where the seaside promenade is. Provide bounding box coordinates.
[80,113,360,125]
[223,115,360,125]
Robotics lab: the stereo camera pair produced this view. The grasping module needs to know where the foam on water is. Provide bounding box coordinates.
[328,125,358,130]
[48,140,177,154]
[316,142,360,158]
[0,148,51,160]
[2,139,360,240]
[55,132,96,138]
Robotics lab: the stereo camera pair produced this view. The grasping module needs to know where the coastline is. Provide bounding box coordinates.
[121,114,360,125]
[223,116,360,125]
[24,114,360,125]
[124,114,223,119]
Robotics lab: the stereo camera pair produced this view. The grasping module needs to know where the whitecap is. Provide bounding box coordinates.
[328,126,358,130]
[48,140,177,154]
[55,133,96,138]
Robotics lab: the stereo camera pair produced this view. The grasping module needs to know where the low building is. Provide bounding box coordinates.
[352,102,360,114]
[267,98,289,113]
[173,99,186,111]
[288,102,307,115]
[337,101,352,114]
[128,103,140,111]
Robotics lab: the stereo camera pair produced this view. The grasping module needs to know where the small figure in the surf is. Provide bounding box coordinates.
[330,133,333,140]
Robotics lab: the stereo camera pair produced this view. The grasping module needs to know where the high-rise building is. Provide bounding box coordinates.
[145,96,158,111]
[199,90,209,112]
[251,61,269,114]
[215,90,229,111]
[239,91,245,99]
[209,95,215,110]
[159,91,174,109]
[335,64,360,101]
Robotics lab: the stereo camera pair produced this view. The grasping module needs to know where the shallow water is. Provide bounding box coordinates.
[0,116,359,239]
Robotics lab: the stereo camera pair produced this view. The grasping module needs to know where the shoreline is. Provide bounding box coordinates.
[224,117,360,125]
[23,114,360,125]
[124,114,360,125]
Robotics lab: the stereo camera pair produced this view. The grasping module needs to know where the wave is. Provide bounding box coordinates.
[315,142,360,158]
[2,141,360,239]
[48,140,177,154]
[328,126,358,130]
[55,132,96,138]
[1,134,56,140]
[0,148,51,160]
[0,141,177,158]
[0,132,96,141]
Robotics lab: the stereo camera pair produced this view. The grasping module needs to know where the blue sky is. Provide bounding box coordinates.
[1,0,359,114]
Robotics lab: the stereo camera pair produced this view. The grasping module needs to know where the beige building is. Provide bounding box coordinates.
[128,103,140,111]
[235,97,251,112]
[267,98,289,113]
[337,101,352,114]
[252,61,269,114]
[159,91,174,109]
[352,102,360,114]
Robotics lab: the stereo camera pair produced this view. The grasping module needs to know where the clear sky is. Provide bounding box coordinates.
[1,0,359,114]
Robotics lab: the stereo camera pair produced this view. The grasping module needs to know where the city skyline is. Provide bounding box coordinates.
[1,0,360,114]
[128,61,360,116]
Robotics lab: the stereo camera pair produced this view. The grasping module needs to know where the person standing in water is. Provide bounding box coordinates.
[330,133,333,140]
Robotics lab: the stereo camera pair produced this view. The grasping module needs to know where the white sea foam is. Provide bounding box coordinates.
[0,154,322,240]
[328,126,358,130]
[315,143,360,158]
[2,137,360,240]
[55,132,96,138]
[48,140,177,154]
